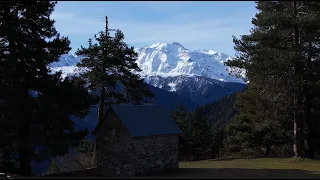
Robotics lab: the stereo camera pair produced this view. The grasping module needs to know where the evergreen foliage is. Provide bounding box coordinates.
[225,1,320,158]
[75,16,154,123]
[0,1,95,175]
[171,95,237,160]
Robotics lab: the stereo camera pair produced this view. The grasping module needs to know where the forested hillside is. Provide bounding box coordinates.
[172,1,320,161]
[171,93,238,161]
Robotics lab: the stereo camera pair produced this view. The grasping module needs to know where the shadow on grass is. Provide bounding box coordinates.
[44,168,320,179]
[136,168,320,179]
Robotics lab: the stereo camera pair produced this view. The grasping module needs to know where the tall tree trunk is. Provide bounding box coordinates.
[304,95,314,158]
[97,17,109,123]
[3,147,15,174]
[18,106,32,176]
[98,87,105,123]
[303,41,315,159]
[292,1,305,158]
[17,78,33,176]
[18,142,32,176]
[293,117,301,157]
[293,96,304,157]
[264,145,270,157]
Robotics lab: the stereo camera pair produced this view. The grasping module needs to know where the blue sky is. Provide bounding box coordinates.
[52,1,257,56]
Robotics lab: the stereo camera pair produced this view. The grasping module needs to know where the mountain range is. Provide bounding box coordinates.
[49,42,247,109]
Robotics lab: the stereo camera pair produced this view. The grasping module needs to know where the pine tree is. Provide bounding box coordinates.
[224,87,292,157]
[296,1,320,158]
[171,104,214,160]
[76,16,153,123]
[0,2,95,175]
[171,104,189,130]
[225,1,320,158]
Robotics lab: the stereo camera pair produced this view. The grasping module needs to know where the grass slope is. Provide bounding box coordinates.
[180,158,320,172]
[46,158,320,179]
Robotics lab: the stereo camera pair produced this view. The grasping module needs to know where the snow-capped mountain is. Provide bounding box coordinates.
[49,42,247,106]
[50,54,83,67]
[135,42,246,83]
[49,54,84,79]
[49,42,246,83]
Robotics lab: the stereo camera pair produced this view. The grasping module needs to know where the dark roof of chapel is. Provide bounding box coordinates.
[108,104,182,137]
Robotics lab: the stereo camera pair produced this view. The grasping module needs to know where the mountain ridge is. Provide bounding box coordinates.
[49,42,247,84]
[48,42,247,107]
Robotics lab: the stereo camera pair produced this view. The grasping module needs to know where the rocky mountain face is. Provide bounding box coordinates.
[134,42,247,105]
[134,42,246,83]
[49,42,247,108]
[143,75,246,105]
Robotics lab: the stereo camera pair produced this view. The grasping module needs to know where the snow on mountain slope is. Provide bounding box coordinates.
[135,42,246,83]
[49,54,90,79]
[50,54,83,67]
[143,74,246,105]
[49,42,246,84]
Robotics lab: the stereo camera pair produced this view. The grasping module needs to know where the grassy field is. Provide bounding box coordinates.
[138,158,320,179]
[180,158,320,172]
[50,158,320,179]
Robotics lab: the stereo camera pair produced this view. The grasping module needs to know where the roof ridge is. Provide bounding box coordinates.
[111,104,165,107]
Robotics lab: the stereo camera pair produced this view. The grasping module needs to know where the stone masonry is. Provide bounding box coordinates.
[96,113,180,176]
